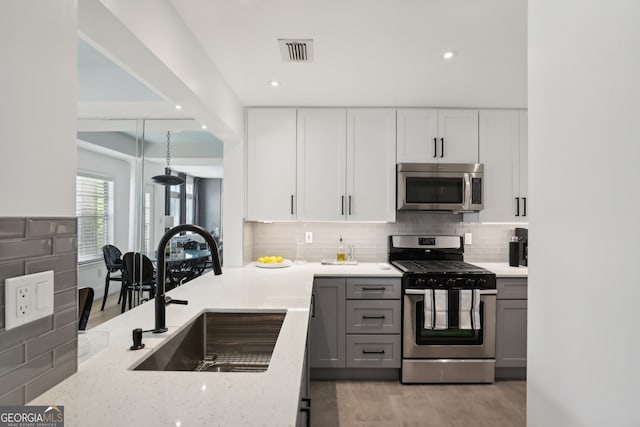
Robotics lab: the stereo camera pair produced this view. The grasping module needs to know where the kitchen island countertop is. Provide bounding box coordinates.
[29,262,401,426]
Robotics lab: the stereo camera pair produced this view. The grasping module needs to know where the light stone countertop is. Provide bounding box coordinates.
[471,262,528,278]
[29,262,401,427]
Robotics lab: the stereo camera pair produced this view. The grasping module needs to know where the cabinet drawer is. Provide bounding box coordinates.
[346,335,401,368]
[346,300,401,334]
[346,278,401,299]
[497,278,528,300]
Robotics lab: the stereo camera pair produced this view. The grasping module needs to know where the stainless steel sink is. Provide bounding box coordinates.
[132,311,286,373]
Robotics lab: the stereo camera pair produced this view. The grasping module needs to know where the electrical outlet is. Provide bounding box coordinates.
[16,286,32,317]
[464,233,473,245]
[4,270,54,330]
[305,232,313,244]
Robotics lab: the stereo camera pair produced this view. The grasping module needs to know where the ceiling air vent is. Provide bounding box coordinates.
[278,39,313,62]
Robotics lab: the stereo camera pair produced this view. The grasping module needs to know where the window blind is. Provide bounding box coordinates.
[76,175,114,263]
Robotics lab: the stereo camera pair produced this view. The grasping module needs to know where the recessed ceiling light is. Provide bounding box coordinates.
[201,124,207,130]
[443,51,456,60]
[175,104,182,110]
[269,80,280,87]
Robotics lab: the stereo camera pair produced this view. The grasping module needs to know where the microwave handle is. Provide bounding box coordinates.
[433,138,437,158]
[440,138,444,158]
[463,174,470,209]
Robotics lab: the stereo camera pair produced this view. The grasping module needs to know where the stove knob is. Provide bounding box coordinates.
[446,279,456,287]
[477,279,486,287]
[427,279,437,287]
[465,279,475,287]
[415,278,426,287]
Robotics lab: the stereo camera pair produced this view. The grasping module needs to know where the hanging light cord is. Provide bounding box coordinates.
[166,131,172,168]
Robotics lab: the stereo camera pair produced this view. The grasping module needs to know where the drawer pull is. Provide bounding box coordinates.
[362,287,386,291]
[362,350,385,354]
[362,315,386,320]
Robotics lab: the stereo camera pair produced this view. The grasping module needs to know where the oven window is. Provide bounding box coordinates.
[415,301,484,345]
[406,177,463,204]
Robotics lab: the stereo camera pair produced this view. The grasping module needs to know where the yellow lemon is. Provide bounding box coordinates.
[276,256,283,263]
[257,257,265,263]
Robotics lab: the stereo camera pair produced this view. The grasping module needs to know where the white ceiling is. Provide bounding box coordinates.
[169,0,527,108]
[76,0,527,179]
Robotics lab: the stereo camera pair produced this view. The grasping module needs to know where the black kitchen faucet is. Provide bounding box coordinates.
[152,224,222,333]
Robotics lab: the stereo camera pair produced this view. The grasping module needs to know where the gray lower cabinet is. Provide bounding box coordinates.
[310,276,402,375]
[346,335,401,368]
[309,278,346,368]
[495,277,528,379]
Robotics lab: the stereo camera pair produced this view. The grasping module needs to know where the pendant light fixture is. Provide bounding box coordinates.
[152,131,185,186]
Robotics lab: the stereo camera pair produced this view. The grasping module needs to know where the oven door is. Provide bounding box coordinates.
[397,171,470,211]
[403,290,496,359]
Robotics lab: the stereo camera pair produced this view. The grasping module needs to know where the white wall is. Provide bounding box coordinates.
[76,146,132,296]
[0,0,77,217]
[528,1,640,425]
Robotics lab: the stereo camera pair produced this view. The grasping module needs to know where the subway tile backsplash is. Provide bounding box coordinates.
[249,212,525,263]
[0,217,77,405]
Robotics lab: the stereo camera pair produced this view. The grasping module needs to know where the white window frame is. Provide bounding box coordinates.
[76,173,115,264]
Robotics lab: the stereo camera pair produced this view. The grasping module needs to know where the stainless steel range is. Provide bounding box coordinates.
[389,235,497,383]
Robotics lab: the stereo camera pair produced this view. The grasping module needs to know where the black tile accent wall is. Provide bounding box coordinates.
[0,217,77,405]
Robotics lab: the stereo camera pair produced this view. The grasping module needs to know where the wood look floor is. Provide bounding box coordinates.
[89,297,526,427]
[310,380,526,427]
[86,293,126,330]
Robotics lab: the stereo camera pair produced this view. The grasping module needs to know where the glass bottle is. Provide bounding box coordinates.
[337,236,346,262]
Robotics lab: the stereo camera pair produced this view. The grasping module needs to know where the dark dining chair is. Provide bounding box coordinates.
[121,252,156,313]
[101,244,125,311]
[182,240,199,250]
[78,287,94,331]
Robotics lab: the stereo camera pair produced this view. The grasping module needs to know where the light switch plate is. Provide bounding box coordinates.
[464,233,473,245]
[305,232,313,244]
[5,270,54,330]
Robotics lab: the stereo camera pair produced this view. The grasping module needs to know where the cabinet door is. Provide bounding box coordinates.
[309,278,346,368]
[437,109,479,163]
[496,299,527,368]
[346,109,396,222]
[478,110,521,222]
[246,108,297,221]
[297,108,347,221]
[396,108,438,162]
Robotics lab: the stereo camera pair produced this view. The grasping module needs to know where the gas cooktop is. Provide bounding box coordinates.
[392,260,494,275]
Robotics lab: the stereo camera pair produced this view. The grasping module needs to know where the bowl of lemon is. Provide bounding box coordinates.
[255,255,292,268]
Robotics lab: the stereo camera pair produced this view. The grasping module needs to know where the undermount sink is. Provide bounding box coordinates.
[132,311,286,373]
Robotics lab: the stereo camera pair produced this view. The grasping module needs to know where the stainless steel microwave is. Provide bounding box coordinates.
[397,163,484,212]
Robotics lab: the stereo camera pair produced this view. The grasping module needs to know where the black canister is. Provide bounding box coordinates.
[509,237,520,267]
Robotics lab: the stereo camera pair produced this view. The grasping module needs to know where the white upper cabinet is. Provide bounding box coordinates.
[246,108,297,221]
[478,109,528,222]
[297,108,396,222]
[297,108,347,221]
[396,108,479,163]
[346,109,396,222]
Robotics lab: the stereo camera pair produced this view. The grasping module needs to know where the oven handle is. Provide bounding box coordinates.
[404,289,497,295]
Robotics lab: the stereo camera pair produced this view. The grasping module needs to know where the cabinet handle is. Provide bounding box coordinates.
[311,294,316,318]
[433,138,437,158]
[362,287,386,291]
[348,195,352,215]
[440,138,444,158]
[362,350,385,354]
[341,195,345,215]
[362,315,386,319]
[515,197,520,217]
[290,195,294,215]
[523,197,527,217]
